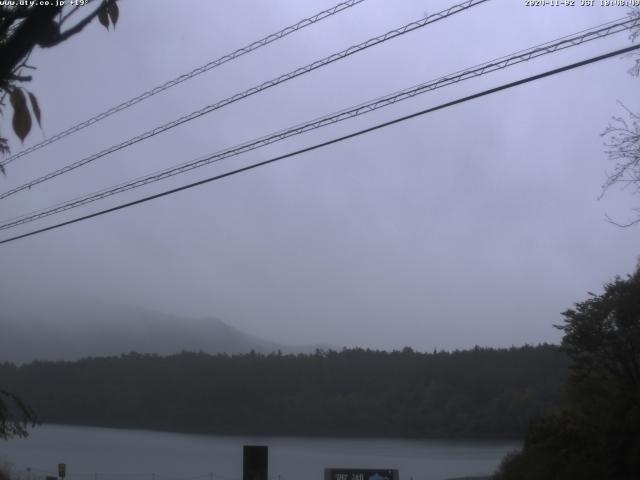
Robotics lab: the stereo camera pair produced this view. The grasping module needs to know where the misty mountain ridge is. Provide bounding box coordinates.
[0,299,330,364]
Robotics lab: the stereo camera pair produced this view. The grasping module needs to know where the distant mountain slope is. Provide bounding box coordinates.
[0,300,327,363]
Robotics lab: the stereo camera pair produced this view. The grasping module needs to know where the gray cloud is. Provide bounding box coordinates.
[1,0,638,353]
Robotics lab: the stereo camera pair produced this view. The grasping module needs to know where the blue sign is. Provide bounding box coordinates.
[324,469,399,480]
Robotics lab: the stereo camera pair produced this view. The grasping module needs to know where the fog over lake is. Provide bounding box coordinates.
[1,425,519,480]
[1,0,638,479]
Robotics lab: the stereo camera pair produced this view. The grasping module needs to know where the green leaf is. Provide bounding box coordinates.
[98,5,110,30]
[27,91,41,128]
[107,2,119,28]
[10,88,31,142]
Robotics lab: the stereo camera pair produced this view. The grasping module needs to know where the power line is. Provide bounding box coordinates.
[1,43,638,246]
[1,16,636,231]
[0,0,490,200]
[0,0,368,167]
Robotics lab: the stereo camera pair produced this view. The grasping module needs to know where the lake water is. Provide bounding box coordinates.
[0,425,519,480]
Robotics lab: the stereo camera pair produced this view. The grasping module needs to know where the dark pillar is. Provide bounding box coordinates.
[243,445,268,480]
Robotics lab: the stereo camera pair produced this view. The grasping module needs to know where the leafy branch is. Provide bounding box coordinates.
[0,0,120,170]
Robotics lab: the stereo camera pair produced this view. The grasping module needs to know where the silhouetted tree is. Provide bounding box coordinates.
[494,261,640,480]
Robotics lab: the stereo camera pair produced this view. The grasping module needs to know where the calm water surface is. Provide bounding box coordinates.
[1,425,519,480]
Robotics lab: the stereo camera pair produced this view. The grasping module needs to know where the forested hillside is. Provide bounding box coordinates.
[0,345,567,438]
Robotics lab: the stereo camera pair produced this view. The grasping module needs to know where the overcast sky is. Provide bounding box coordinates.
[0,0,638,352]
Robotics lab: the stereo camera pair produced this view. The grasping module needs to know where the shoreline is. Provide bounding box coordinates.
[28,421,524,443]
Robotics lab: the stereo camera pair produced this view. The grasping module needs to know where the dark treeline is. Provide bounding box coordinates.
[0,345,567,438]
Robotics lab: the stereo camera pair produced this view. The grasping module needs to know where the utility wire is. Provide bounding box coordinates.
[0,0,490,200]
[0,0,368,167]
[1,43,639,246]
[0,16,636,230]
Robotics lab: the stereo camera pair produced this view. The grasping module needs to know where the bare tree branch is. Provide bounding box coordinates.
[601,10,640,226]
[601,103,640,196]
[0,388,38,439]
[605,211,640,228]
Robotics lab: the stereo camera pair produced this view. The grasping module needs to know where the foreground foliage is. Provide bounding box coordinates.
[0,0,119,158]
[0,345,566,438]
[0,388,36,440]
[494,263,640,480]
